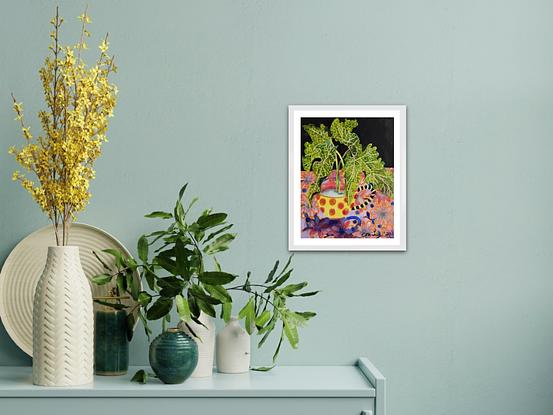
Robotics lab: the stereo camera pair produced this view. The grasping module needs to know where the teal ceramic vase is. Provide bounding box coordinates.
[149,328,198,384]
[94,309,129,376]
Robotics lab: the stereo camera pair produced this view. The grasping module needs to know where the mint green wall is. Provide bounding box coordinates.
[1,1,552,414]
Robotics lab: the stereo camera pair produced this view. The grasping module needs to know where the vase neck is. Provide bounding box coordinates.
[46,245,81,263]
[47,245,80,252]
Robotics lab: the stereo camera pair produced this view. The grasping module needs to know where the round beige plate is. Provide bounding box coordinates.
[0,223,141,356]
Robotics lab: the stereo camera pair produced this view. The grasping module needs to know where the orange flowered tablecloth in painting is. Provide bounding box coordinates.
[301,170,394,239]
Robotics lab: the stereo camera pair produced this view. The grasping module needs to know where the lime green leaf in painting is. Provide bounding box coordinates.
[344,143,394,203]
[302,124,336,203]
[330,118,361,152]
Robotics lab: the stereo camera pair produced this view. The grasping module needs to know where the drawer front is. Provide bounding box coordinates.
[2,397,375,415]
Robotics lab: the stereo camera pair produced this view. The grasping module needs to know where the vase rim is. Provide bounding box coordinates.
[47,245,80,249]
[320,189,345,197]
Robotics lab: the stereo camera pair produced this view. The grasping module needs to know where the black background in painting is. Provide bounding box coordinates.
[300,117,394,167]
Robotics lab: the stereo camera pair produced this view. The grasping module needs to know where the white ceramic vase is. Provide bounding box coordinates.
[216,317,250,374]
[32,246,94,386]
[178,312,215,377]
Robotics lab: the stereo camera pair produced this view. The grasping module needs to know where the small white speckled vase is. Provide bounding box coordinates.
[216,317,250,374]
[32,246,94,386]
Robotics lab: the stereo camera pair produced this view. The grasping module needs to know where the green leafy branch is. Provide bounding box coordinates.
[90,249,144,341]
[229,255,318,370]
[91,183,319,373]
[91,183,239,341]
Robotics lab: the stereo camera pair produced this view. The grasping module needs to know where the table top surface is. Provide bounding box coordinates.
[0,364,376,398]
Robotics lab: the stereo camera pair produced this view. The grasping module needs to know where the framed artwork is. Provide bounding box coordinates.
[288,105,406,251]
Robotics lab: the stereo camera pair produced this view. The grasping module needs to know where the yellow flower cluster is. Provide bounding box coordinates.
[9,8,117,245]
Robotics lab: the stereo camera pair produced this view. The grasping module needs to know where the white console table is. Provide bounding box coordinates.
[0,357,385,415]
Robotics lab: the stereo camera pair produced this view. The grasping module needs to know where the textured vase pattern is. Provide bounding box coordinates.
[32,246,93,386]
[149,328,198,384]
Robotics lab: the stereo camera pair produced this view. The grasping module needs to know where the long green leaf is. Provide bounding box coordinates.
[257,313,277,335]
[198,271,236,285]
[272,332,284,363]
[159,286,182,298]
[146,297,173,320]
[196,298,216,317]
[156,256,177,274]
[144,211,173,219]
[126,313,135,341]
[265,269,293,292]
[174,239,190,278]
[258,329,272,348]
[283,319,299,349]
[204,284,232,303]
[157,276,184,290]
[91,273,112,285]
[296,311,317,321]
[277,255,293,278]
[144,269,156,291]
[174,199,185,229]
[145,230,167,239]
[203,233,236,255]
[221,302,232,323]
[281,282,308,296]
[238,297,254,319]
[264,260,279,283]
[204,224,233,243]
[183,322,199,339]
[178,183,188,201]
[175,294,191,322]
[197,213,227,229]
[116,274,126,295]
[126,270,139,300]
[295,291,320,297]
[238,298,255,335]
[255,310,271,328]
[189,284,221,305]
[188,294,200,319]
[137,235,149,262]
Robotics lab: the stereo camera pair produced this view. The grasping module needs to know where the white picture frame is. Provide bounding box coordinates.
[288,105,406,251]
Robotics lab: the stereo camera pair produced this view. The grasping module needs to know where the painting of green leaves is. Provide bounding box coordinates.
[289,106,406,251]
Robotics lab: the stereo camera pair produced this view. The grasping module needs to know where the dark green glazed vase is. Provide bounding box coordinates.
[94,309,129,375]
[149,328,198,384]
